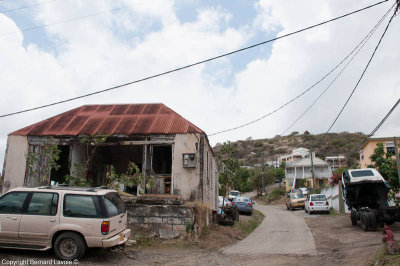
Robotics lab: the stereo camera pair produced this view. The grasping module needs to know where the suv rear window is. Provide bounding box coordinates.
[63,195,101,218]
[103,192,125,217]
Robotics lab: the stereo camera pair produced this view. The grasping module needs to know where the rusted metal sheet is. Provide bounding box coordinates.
[10,104,204,136]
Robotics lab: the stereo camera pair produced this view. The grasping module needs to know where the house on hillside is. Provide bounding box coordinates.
[285,155,332,191]
[325,156,346,170]
[359,136,400,168]
[1,104,218,210]
[279,147,311,165]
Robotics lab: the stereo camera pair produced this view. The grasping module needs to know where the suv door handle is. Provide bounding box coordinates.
[7,216,18,220]
[50,219,56,222]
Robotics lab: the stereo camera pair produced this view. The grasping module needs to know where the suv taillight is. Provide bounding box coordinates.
[310,202,313,206]
[101,221,110,235]
[248,203,252,207]
[326,201,329,206]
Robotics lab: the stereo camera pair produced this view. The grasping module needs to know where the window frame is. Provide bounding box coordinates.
[63,194,102,219]
[25,192,59,216]
[0,191,30,214]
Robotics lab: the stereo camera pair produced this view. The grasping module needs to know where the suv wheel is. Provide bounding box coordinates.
[54,232,86,260]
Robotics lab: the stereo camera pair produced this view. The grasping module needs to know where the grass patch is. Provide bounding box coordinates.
[328,209,338,216]
[235,210,265,235]
[370,245,400,265]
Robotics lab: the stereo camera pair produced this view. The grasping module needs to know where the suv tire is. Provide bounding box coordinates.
[54,232,86,261]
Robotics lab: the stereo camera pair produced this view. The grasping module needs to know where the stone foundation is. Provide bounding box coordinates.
[123,196,194,238]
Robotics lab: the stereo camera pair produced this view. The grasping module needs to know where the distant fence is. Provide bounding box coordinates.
[321,184,350,214]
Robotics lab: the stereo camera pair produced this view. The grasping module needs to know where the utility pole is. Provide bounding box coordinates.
[394,137,400,184]
[261,153,265,195]
[310,151,315,190]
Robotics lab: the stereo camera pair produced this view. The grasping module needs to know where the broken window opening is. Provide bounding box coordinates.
[88,145,143,192]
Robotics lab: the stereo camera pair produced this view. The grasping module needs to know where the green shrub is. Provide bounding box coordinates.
[268,188,286,201]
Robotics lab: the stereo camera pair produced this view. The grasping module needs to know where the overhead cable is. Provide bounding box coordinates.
[348,98,400,158]
[0,0,389,119]
[323,6,397,138]
[0,0,56,14]
[280,4,394,136]
[0,0,151,37]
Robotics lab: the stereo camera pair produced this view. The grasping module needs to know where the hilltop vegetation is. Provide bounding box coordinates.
[214,131,366,167]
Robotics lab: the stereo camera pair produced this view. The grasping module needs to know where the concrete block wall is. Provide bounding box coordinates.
[125,203,194,235]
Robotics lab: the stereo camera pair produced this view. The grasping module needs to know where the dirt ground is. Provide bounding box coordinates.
[1,193,398,265]
[109,207,397,266]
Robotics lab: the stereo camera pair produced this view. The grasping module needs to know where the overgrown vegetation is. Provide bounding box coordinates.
[267,188,286,202]
[234,210,265,235]
[26,138,60,186]
[371,245,400,266]
[65,134,108,186]
[369,142,400,203]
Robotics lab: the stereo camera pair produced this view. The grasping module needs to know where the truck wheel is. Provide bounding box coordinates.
[367,212,377,231]
[351,210,357,226]
[360,213,370,232]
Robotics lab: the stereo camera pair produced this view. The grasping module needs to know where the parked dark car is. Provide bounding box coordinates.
[232,196,254,215]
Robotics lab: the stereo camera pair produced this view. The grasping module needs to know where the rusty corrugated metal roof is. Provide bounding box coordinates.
[10,104,205,136]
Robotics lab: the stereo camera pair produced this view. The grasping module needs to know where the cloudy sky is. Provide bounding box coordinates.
[1,0,399,170]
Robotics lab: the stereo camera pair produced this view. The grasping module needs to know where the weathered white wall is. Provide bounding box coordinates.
[172,134,218,210]
[70,144,86,177]
[2,135,29,193]
[172,134,200,201]
[201,140,218,210]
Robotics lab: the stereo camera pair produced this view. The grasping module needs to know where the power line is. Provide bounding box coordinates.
[323,6,397,138]
[281,4,394,136]
[0,0,151,37]
[0,0,389,119]
[347,97,400,168]
[209,1,391,137]
[0,0,56,14]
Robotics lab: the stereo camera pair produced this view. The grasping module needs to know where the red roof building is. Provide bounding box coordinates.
[3,104,218,212]
[10,103,204,136]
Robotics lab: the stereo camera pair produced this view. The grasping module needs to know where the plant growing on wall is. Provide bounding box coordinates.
[105,161,155,194]
[65,133,108,186]
[26,138,61,185]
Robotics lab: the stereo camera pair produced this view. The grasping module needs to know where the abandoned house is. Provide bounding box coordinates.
[1,103,218,211]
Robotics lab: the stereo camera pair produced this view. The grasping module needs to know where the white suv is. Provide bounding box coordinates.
[0,186,131,260]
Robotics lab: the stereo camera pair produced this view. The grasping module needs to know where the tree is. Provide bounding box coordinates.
[369,143,399,202]
[217,142,240,197]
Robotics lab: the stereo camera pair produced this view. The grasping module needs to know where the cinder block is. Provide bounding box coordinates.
[144,217,163,224]
[173,224,186,231]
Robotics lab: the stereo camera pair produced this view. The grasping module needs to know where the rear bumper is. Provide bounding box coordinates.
[309,206,329,212]
[102,228,131,248]
[291,202,305,208]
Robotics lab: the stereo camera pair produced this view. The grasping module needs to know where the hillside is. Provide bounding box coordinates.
[214,131,366,167]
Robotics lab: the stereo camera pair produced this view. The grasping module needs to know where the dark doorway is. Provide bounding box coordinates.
[50,145,69,185]
[152,145,172,194]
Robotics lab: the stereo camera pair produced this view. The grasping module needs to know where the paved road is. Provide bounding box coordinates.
[223,204,317,256]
